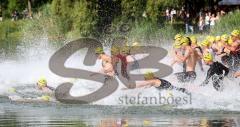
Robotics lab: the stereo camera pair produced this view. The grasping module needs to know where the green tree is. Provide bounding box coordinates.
[8,0,17,13]
[71,0,98,36]
[160,0,183,8]
[51,0,73,33]
[51,0,61,15]
[146,0,161,22]
[121,0,146,22]
[7,0,27,15]
[59,0,72,18]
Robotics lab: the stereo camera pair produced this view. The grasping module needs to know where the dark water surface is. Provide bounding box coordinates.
[0,97,240,127]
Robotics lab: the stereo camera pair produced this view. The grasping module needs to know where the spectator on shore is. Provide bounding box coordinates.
[199,9,204,17]
[198,16,204,33]
[0,12,2,22]
[11,10,19,21]
[220,10,226,16]
[184,13,193,34]
[142,11,147,18]
[179,7,185,19]
[23,8,28,19]
[204,12,210,32]
[165,8,170,21]
[216,11,221,20]
[210,13,217,29]
[170,8,176,24]
[0,8,2,21]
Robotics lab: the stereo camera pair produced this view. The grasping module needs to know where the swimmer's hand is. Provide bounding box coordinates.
[234,72,240,78]
[171,60,177,67]
[175,51,178,54]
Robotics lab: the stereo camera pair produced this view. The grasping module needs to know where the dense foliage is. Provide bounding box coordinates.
[0,0,232,48]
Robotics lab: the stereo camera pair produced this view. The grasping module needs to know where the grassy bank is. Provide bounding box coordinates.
[0,5,239,54]
[211,10,240,35]
[0,20,24,55]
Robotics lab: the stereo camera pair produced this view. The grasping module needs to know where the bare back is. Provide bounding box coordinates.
[100,54,115,76]
[185,46,198,72]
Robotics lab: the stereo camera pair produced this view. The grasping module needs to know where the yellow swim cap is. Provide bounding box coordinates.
[41,95,50,101]
[190,36,197,44]
[121,46,130,54]
[111,46,120,55]
[173,40,182,49]
[231,29,240,37]
[95,47,104,54]
[144,72,155,80]
[37,77,47,88]
[203,53,213,62]
[180,37,190,46]
[221,34,229,42]
[228,37,233,45]
[132,42,139,46]
[201,40,210,47]
[174,34,182,41]
[215,36,221,41]
[206,36,211,40]
[208,36,215,43]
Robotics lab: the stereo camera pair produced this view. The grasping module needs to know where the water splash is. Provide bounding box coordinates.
[0,37,240,111]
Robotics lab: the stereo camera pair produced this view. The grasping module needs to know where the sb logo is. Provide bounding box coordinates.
[49,38,172,104]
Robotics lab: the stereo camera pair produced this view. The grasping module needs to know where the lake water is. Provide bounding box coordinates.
[0,97,239,127]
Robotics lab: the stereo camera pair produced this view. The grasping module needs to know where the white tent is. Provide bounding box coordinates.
[219,0,240,5]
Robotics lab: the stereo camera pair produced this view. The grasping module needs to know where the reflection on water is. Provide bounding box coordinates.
[0,113,238,127]
[0,98,239,127]
[0,111,87,127]
[95,118,238,127]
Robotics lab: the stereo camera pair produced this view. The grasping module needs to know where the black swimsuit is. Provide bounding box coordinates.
[204,61,229,91]
[154,78,190,95]
[174,71,197,83]
[155,78,172,90]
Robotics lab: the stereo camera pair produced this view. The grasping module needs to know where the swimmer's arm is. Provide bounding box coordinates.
[171,48,176,56]
[224,43,238,51]
[92,63,114,75]
[218,53,228,58]
[136,81,154,88]
[195,48,203,57]
[197,52,203,59]
[203,68,214,83]
[170,60,177,66]
[122,81,152,90]
[220,64,229,76]
[234,72,240,78]
[135,81,154,88]
[198,60,204,71]
[126,55,135,62]
[42,88,53,95]
[175,50,190,62]
[46,86,55,91]
[216,51,226,56]
[171,59,183,66]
